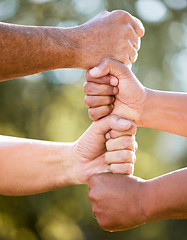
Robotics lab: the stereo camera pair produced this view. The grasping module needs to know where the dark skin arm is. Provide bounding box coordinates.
[88,169,187,232]
[0,10,144,81]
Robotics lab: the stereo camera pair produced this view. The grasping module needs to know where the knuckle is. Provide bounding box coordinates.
[88,190,94,200]
[88,175,97,188]
[126,137,134,150]
[126,25,134,36]
[105,139,112,151]
[84,96,90,107]
[135,141,138,151]
[88,109,97,121]
[108,164,115,173]
[112,10,129,19]
[102,58,111,68]
[130,48,138,63]
[83,82,90,94]
[126,163,134,175]
[134,155,137,164]
[107,96,114,104]
[130,123,137,135]
[125,150,133,161]
[107,105,113,112]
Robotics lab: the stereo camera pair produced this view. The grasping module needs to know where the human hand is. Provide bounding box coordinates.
[88,173,146,232]
[105,131,138,174]
[70,115,137,184]
[84,58,147,125]
[76,10,144,69]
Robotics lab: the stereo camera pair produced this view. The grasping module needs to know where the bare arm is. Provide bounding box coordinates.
[0,11,144,81]
[0,23,77,80]
[144,168,187,221]
[139,89,187,136]
[0,115,136,196]
[88,168,187,232]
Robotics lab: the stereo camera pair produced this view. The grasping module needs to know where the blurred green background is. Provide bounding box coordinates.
[0,0,187,239]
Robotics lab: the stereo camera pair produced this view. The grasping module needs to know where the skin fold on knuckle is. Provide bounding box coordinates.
[84,96,92,107]
[83,82,92,95]
[130,47,138,63]
[125,137,134,151]
[88,108,97,121]
[121,150,134,163]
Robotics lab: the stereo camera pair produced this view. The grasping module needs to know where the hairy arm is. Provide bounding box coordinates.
[0,22,80,81]
[0,11,144,81]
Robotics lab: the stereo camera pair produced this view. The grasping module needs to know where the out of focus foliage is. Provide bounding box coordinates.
[0,0,187,239]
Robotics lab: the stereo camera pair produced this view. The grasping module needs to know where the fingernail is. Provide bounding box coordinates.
[110,77,118,86]
[105,132,111,140]
[117,119,131,128]
[90,67,100,76]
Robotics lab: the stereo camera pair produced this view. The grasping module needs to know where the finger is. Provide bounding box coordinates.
[106,135,136,151]
[88,174,99,190]
[134,37,141,51]
[123,24,140,51]
[108,163,134,175]
[84,96,115,108]
[84,82,118,96]
[135,141,138,152]
[91,114,132,135]
[105,150,135,164]
[128,42,138,63]
[121,40,138,64]
[106,122,137,139]
[132,16,145,38]
[85,71,119,86]
[89,58,130,79]
[111,10,145,37]
[89,106,113,121]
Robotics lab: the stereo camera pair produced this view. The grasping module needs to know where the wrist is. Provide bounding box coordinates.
[47,27,81,69]
[137,88,154,127]
[140,178,163,223]
[134,179,149,225]
[55,142,80,187]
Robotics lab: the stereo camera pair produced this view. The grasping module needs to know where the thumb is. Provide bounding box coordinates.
[93,114,132,136]
[89,58,130,79]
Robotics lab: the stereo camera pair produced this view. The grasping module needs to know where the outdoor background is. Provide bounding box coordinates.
[0,0,187,239]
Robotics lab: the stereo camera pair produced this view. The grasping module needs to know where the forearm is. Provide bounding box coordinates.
[139,88,187,136]
[0,135,74,196]
[142,168,187,222]
[0,22,80,81]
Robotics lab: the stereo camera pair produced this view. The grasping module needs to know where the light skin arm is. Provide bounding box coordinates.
[88,168,187,232]
[0,10,144,81]
[84,58,187,137]
[0,115,136,196]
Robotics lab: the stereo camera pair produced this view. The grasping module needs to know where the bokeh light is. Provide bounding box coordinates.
[0,0,18,21]
[0,0,187,240]
[135,0,169,22]
[164,0,187,10]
